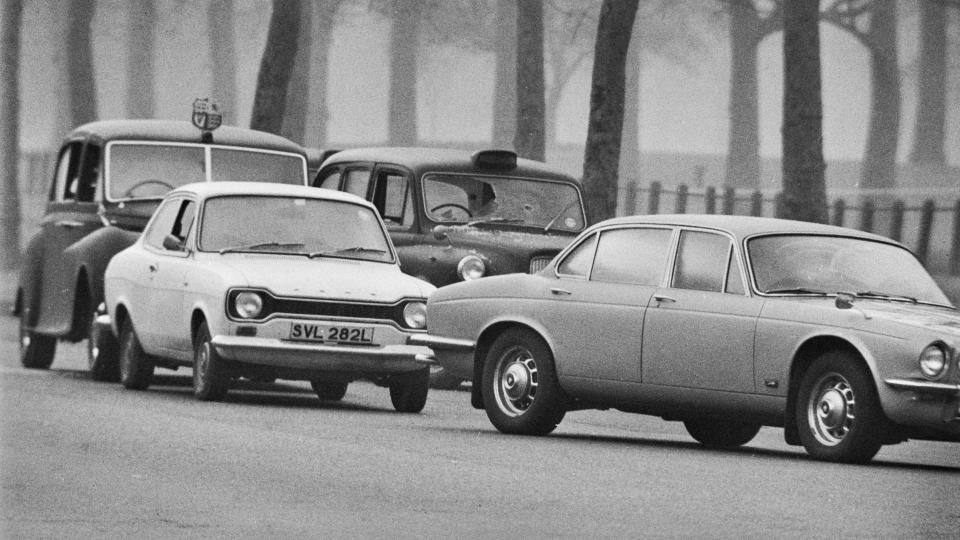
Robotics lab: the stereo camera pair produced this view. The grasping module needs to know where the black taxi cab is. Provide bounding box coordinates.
[313,147,587,387]
[15,103,309,380]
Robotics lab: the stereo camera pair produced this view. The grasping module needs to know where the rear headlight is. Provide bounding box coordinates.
[458,255,485,281]
[402,301,427,329]
[235,291,263,319]
[919,344,947,379]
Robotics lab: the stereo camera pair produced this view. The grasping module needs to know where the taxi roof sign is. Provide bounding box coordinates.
[192,98,223,133]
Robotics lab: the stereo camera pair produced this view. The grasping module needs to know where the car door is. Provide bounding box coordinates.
[641,228,761,393]
[538,226,673,383]
[35,141,103,334]
[135,197,196,354]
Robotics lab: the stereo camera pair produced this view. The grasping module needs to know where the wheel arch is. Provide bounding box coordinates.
[784,335,871,445]
[112,302,132,337]
[68,266,93,342]
[190,308,209,348]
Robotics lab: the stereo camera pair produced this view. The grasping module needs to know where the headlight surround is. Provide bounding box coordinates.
[234,291,264,319]
[402,301,427,329]
[457,255,486,281]
[918,344,948,379]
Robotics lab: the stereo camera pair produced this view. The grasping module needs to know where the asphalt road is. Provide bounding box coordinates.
[2,313,958,539]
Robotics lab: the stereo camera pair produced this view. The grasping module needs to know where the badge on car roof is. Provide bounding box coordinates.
[192,98,223,133]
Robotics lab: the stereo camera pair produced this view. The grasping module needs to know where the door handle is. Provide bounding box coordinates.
[55,220,83,229]
[550,288,572,296]
[653,294,676,304]
[149,264,158,273]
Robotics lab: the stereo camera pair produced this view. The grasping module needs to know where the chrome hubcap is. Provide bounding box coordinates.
[808,373,856,446]
[494,347,538,417]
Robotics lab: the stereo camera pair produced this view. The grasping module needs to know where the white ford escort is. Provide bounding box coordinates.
[102,182,435,411]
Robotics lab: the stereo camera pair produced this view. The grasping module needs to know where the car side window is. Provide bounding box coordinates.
[51,142,82,202]
[557,233,597,277]
[672,230,731,293]
[75,144,101,203]
[343,168,371,198]
[143,198,188,251]
[371,171,414,230]
[725,250,746,295]
[592,227,672,285]
[317,168,341,190]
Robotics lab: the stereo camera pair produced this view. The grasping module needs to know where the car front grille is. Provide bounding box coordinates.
[271,298,402,322]
[528,256,554,274]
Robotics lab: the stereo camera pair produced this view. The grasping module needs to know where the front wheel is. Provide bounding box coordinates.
[796,351,885,463]
[389,368,429,413]
[119,319,153,390]
[683,420,761,448]
[87,308,120,382]
[481,328,566,435]
[19,315,56,370]
[193,322,230,402]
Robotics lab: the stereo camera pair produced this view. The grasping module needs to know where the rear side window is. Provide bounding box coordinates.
[344,168,371,198]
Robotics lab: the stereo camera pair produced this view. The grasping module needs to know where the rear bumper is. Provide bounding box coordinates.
[211,335,433,374]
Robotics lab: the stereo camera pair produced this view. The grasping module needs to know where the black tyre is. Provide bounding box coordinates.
[683,420,761,448]
[311,380,348,401]
[119,319,153,390]
[481,328,566,435]
[193,322,230,402]
[429,366,465,390]
[796,351,884,463]
[389,368,429,413]
[87,309,120,382]
[19,315,56,370]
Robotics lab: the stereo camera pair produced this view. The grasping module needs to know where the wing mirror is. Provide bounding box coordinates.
[162,234,184,251]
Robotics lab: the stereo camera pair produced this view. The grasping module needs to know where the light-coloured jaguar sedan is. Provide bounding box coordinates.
[103,182,435,411]
[415,214,960,463]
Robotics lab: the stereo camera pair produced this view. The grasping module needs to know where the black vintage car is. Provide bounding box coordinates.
[314,147,587,387]
[15,118,308,380]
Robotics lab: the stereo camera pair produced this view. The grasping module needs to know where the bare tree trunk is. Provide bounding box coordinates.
[208,0,237,124]
[388,0,420,146]
[781,0,827,223]
[126,0,155,118]
[909,0,946,165]
[1,0,23,270]
[68,0,98,126]
[282,0,313,144]
[492,0,516,149]
[725,0,760,189]
[305,0,341,148]
[250,0,301,135]
[860,0,899,190]
[515,0,545,161]
[582,0,640,224]
[618,15,641,207]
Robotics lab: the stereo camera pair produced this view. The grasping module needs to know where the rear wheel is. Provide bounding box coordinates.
[481,328,566,435]
[87,307,120,382]
[311,380,348,401]
[796,351,884,463]
[119,319,153,390]
[19,315,56,370]
[683,420,761,448]
[389,368,429,413]
[193,322,230,402]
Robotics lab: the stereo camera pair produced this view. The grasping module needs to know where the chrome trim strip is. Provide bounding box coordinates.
[407,334,476,351]
[884,378,960,395]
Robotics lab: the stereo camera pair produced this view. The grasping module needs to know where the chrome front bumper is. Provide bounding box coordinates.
[406,334,476,352]
[884,378,960,396]
[211,335,434,374]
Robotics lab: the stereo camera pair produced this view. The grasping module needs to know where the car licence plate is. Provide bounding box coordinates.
[288,323,374,344]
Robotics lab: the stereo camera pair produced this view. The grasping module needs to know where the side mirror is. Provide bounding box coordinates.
[835,292,855,310]
[162,234,184,251]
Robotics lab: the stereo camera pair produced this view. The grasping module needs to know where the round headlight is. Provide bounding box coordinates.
[919,344,947,379]
[235,291,263,319]
[457,255,486,281]
[402,301,427,329]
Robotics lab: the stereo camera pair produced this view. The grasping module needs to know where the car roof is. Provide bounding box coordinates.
[321,147,580,184]
[67,120,306,155]
[596,214,898,244]
[168,182,371,206]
